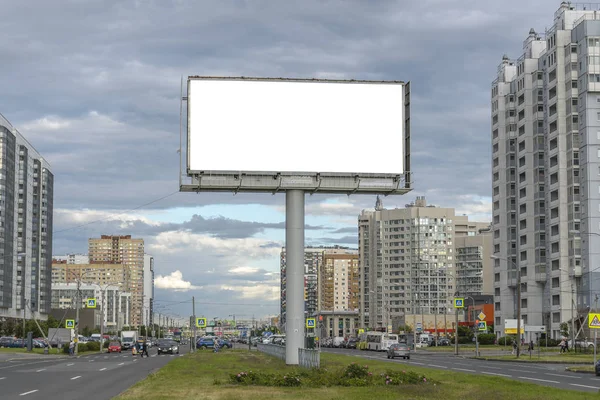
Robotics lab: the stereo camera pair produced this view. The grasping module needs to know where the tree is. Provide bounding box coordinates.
[396,324,413,333]
[560,322,569,338]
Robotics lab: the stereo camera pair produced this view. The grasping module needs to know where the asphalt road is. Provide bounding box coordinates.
[0,345,185,400]
[323,347,600,393]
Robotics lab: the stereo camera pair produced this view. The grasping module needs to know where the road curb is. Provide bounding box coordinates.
[470,356,592,365]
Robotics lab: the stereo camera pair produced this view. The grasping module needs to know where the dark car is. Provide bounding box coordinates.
[387,343,411,360]
[596,360,600,376]
[346,338,359,349]
[157,339,179,355]
[438,338,451,346]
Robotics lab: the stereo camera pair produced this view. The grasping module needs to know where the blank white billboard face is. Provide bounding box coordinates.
[188,79,404,175]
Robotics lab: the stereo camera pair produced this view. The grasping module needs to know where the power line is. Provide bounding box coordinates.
[52,190,180,235]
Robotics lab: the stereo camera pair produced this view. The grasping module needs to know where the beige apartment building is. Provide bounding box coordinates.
[88,235,145,326]
[358,196,491,330]
[319,250,359,312]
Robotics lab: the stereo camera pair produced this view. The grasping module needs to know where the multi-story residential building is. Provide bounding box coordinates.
[280,247,356,328]
[358,196,491,330]
[490,2,600,339]
[51,261,126,286]
[0,114,54,320]
[50,282,131,329]
[53,254,90,264]
[318,249,359,312]
[455,231,493,297]
[143,254,154,327]
[88,235,145,326]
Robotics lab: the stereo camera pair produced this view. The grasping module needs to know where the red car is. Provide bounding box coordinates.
[108,341,122,353]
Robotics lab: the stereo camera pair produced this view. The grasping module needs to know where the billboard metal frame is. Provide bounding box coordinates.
[178,76,412,365]
[180,76,411,196]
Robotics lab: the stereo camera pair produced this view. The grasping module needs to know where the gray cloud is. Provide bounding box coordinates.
[1,0,559,319]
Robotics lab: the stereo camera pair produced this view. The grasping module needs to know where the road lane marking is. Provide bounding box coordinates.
[546,373,581,379]
[19,390,38,396]
[509,369,531,373]
[118,362,125,366]
[408,361,425,365]
[99,367,107,371]
[89,360,94,362]
[570,383,600,389]
[480,366,501,370]
[36,369,45,372]
[66,363,74,366]
[519,377,559,383]
[482,372,511,377]
[453,368,476,372]
[71,376,81,380]
[0,377,5,380]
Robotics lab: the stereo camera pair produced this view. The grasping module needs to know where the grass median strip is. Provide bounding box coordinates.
[117,350,596,400]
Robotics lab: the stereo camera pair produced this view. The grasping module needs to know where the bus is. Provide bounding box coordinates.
[357,332,368,350]
[366,331,399,351]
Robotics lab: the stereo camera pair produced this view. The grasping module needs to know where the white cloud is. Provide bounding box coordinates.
[150,231,281,260]
[228,266,260,275]
[155,270,200,292]
[220,284,279,301]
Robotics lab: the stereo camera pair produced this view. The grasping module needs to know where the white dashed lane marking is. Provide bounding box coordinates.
[71,376,81,380]
[19,390,39,396]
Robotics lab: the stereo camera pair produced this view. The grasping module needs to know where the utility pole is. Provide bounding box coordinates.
[22,299,26,348]
[75,278,81,356]
[572,285,576,352]
[454,291,459,355]
[192,296,196,352]
[516,261,521,358]
[595,294,598,366]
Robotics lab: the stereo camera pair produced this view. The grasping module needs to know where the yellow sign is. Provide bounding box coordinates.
[66,319,75,329]
[478,312,486,320]
[86,298,97,308]
[306,318,316,328]
[589,313,600,329]
[454,298,464,308]
[504,328,524,334]
[196,317,207,328]
[358,329,365,335]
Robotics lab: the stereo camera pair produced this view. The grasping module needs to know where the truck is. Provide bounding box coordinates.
[48,328,73,348]
[121,331,137,350]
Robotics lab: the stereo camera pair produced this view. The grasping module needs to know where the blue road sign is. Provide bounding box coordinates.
[454,298,464,308]
[306,318,316,328]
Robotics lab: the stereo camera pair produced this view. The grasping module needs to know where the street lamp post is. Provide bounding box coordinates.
[465,296,478,356]
[491,255,521,357]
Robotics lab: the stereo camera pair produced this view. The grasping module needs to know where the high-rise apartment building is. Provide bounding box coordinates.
[490,2,600,339]
[280,247,357,328]
[358,196,491,330]
[53,254,89,264]
[0,114,54,320]
[88,235,145,326]
[318,249,359,312]
[143,254,154,327]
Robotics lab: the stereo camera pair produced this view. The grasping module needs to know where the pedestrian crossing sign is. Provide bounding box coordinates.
[86,298,97,308]
[196,317,206,328]
[478,321,487,331]
[454,298,464,308]
[66,319,75,329]
[306,318,316,328]
[589,313,600,329]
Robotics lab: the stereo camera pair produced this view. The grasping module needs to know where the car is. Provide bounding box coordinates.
[157,339,179,355]
[219,338,232,349]
[596,360,600,376]
[196,337,217,349]
[387,343,411,360]
[438,338,451,346]
[345,338,359,349]
[108,341,122,353]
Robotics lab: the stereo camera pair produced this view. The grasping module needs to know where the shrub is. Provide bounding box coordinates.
[539,338,560,347]
[477,333,496,345]
[229,363,436,388]
[497,336,515,346]
[103,341,109,349]
[458,336,472,344]
[86,341,100,351]
[78,343,88,352]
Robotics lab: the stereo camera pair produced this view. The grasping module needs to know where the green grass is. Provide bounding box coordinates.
[0,347,97,355]
[117,350,598,400]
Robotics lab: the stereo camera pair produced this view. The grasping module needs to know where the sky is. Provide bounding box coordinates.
[0,0,559,324]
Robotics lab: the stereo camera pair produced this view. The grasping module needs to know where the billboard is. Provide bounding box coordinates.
[182,77,411,195]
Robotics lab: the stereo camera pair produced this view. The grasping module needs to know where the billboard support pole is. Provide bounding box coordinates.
[285,189,305,365]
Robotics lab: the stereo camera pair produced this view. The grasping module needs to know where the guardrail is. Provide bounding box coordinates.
[256,344,320,368]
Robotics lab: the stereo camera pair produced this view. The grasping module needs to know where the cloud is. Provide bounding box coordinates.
[155,270,200,292]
